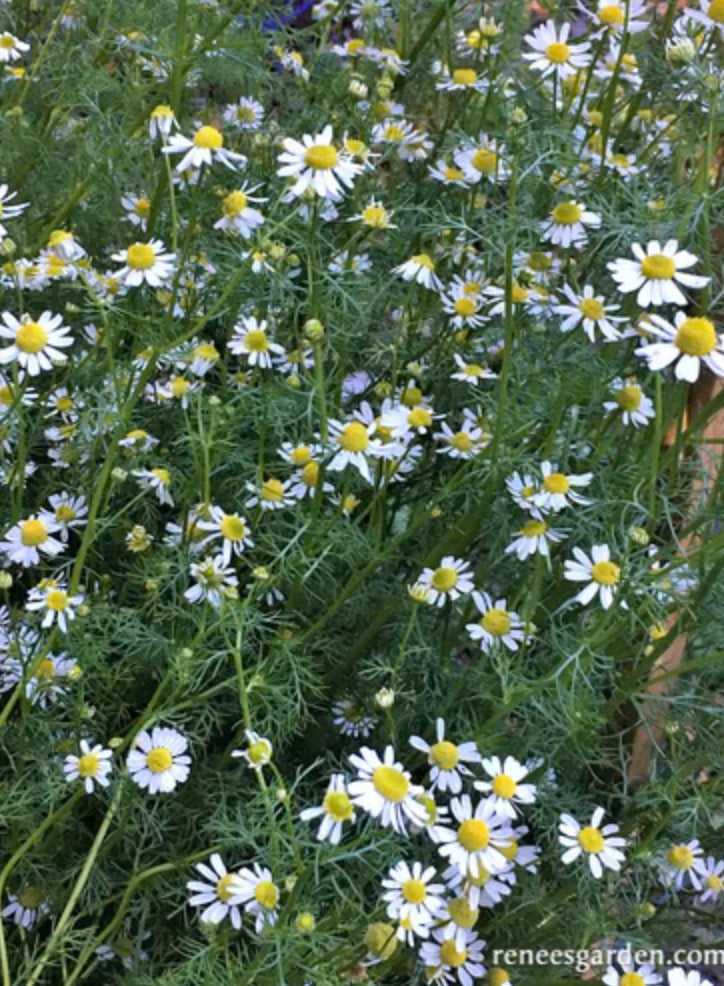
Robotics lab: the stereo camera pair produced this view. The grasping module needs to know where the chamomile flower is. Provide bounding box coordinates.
[607,240,710,308]
[327,412,381,483]
[348,745,427,835]
[381,861,445,935]
[245,477,295,510]
[603,378,655,427]
[228,316,284,369]
[417,557,474,608]
[409,718,482,794]
[542,200,601,248]
[195,506,253,564]
[332,698,376,738]
[451,354,497,386]
[231,731,273,771]
[63,740,113,794]
[687,0,724,38]
[47,491,87,538]
[555,284,625,342]
[523,22,591,81]
[231,865,280,932]
[162,125,246,172]
[214,185,266,238]
[393,253,441,291]
[435,63,488,93]
[455,136,509,184]
[0,33,30,63]
[127,726,191,794]
[564,544,622,609]
[26,580,84,632]
[505,518,566,560]
[442,863,514,911]
[1,888,49,929]
[442,288,488,330]
[558,807,626,878]
[352,198,396,229]
[149,104,177,140]
[0,514,65,567]
[437,794,513,878]
[696,857,724,905]
[420,928,487,986]
[0,311,73,376]
[635,312,724,383]
[133,467,174,506]
[121,194,151,229]
[533,461,592,513]
[185,555,238,608]
[505,472,540,514]
[474,757,537,818]
[300,773,356,844]
[583,0,648,34]
[466,592,525,653]
[0,184,28,238]
[186,854,245,929]
[429,159,470,186]
[435,419,487,461]
[603,958,663,986]
[111,240,175,288]
[222,96,265,130]
[662,840,706,890]
[277,125,361,200]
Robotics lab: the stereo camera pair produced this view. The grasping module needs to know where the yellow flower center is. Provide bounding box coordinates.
[46,589,70,611]
[621,974,645,986]
[0,34,16,49]
[254,880,279,909]
[511,282,529,303]
[151,467,170,485]
[706,874,723,892]
[668,844,694,870]
[55,504,76,523]
[490,969,512,986]
[492,773,517,799]
[471,148,497,174]
[219,515,247,541]
[578,826,605,853]
[134,197,151,217]
[591,560,620,585]
[579,298,604,320]
[338,421,369,452]
[362,204,389,228]
[708,0,724,21]
[15,321,49,354]
[521,519,547,537]
[36,658,56,680]
[322,790,354,821]
[244,329,269,353]
[77,753,99,777]
[18,886,44,909]
[194,343,219,361]
[406,407,431,429]
[152,104,173,118]
[287,445,311,467]
[463,362,485,377]
[429,740,460,770]
[401,878,427,904]
[457,818,490,851]
[501,838,518,861]
[261,478,285,502]
[440,940,468,968]
[402,385,423,407]
[454,297,477,317]
[223,190,248,216]
[545,41,571,63]
[193,125,223,149]
[674,317,716,357]
[444,166,465,181]
[126,243,156,270]
[452,68,478,86]
[482,608,512,637]
[0,384,12,405]
[450,431,474,452]
[304,144,338,169]
[431,566,458,592]
[170,376,190,398]
[543,472,569,494]
[21,519,48,546]
[641,254,676,279]
[372,765,410,803]
[615,385,642,411]
[552,201,582,225]
[301,461,319,486]
[413,253,435,270]
[247,739,271,763]
[384,124,406,141]
[365,923,398,960]
[215,873,236,902]
[447,896,479,928]
[146,747,173,773]
[598,4,625,25]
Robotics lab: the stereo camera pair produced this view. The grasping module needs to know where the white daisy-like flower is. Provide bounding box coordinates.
[348,745,427,835]
[0,184,28,238]
[162,125,246,172]
[277,124,361,200]
[214,185,266,238]
[505,472,540,514]
[442,288,488,330]
[195,506,253,565]
[436,794,513,878]
[327,411,382,483]
[121,194,151,229]
[230,864,280,933]
[594,42,641,87]
[603,958,663,986]
[505,517,566,560]
[245,476,295,511]
[582,0,649,33]
[0,310,73,376]
[184,555,238,609]
[420,928,487,986]
[455,135,509,184]
[696,856,724,905]
[222,96,265,130]
[231,730,273,771]
[63,740,113,794]
[522,21,591,80]
[1,888,49,929]
[451,353,496,386]
[417,557,474,608]
[409,718,482,794]
[47,492,88,540]
[149,104,177,140]
[393,253,441,291]
[435,419,488,461]
[187,855,245,930]
[428,159,470,186]
[0,514,65,567]
[26,580,84,632]
[300,773,356,844]
[466,592,525,653]
[332,698,376,738]
[474,756,537,818]
[25,652,78,709]
[662,840,706,890]
[542,200,602,249]
[607,239,710,308]
[228,316,285,369]
[0,32,30,63]
[687,0,724,39]
[635,312,724,383]
[111,240,176,288]
[564,544,622,609]
[559,807,626,878]
[533,460,592,513]
[127,726,191,795]
[382,861,445,937]
[555,284,625,342]
[435,62,488,93]
[133,467,174,506]
[442,862,514,912]
[603,378,655,428]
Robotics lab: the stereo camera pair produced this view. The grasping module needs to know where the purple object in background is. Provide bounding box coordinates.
[262,0,317,31]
